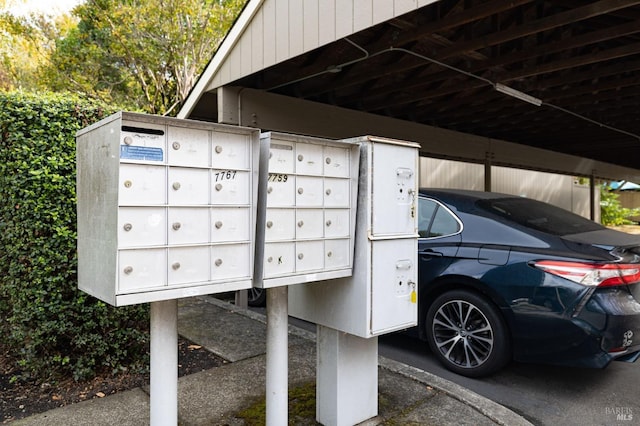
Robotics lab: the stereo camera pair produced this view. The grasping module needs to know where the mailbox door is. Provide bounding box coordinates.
[295,240,324,272]
[295,176,323,207]
[168,168,210,205]
[264,208,295,241]
[263,242,295,277]
[167,126,209,167]
[210,207,251,242]
[210,243,252,280]
[118,249,167,292]
[211,131,250,169]
[323,146,350,178]
[324,238,351,269]
[119,164,166,205]
[211,170,251,205]
[295,209,324,239]
[118,207,166,247]
[324,209,350,238]
[167,207,210,245]
[168,246,210,285]
[295,143,323,175]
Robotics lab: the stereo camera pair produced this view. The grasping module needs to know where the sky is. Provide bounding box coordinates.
[5,0,83,16]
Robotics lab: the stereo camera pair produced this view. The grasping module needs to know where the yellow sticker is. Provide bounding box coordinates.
[410,290,417,304]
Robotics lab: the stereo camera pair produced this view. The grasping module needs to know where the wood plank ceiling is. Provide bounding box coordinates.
[232,0,640,170]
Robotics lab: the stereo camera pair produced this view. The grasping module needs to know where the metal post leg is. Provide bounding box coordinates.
[150,299,178,426]
[266,286,288,426]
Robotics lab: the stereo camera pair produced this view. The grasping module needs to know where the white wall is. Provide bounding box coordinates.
[419,157,599,221]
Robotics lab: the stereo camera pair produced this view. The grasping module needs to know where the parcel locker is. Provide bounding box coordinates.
[77,111,260,306]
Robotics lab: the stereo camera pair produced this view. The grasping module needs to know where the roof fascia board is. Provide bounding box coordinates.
[178,0,265,119]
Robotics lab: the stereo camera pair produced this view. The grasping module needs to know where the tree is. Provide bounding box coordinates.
[44,0,245,115]
[0,1,77,91]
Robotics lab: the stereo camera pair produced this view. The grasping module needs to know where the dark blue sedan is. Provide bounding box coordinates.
[417,189,640,377]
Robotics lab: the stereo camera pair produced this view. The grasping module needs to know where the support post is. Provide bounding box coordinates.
[150,299,178,426]
[316,325,378,426]
[266,286,288,426]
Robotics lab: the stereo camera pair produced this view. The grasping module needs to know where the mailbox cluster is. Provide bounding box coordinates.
[254,132,360,288]
[76,112,261,306]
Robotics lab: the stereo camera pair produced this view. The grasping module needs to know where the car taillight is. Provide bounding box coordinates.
[533,260,640,287]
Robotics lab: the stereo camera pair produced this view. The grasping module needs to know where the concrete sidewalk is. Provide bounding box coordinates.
[14,296,533,425]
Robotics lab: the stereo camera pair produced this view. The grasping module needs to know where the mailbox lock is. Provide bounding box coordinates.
[172,141,181,150]
[297,154,304,161]
[297,187,304,195]
[215,183,223,192]
[214,258,223,267]
[215,221,223,229]
[123,136,133,145]
[123,223,133,232]
[267,256,273,263]
[325,188,332,196]
[215,145,223,154]
[298,253,304,260]
[172,182,181,190]
[297,220,304,227]
[123,266,133,275]
[325,157,331,164]
[172,222,181,230]
[267,186,273,194]
[326,220,332,227]
[266,221,273,228]
[124,180,133,188]
[172,262,180,270]
[327,251,333,258]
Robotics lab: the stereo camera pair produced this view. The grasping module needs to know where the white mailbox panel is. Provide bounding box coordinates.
[168,246,210,285]
[295,176,324,207]
[77,112,260,306]
[289,136,419,338]
[210,243,252,280]
[167,208,209,245]
[211,170,251,205]
[324,209,350,238]
[211,131,250,169]
[167,126,209,167]
[118,249,167,292]
[210,207,251,242]
[118,164,166,205]
[168,168,210,205]
[295,209,324,239]
[118,207,166,247]
[254,132,360,289]
[264,209,295,241]
[324,238,351,269]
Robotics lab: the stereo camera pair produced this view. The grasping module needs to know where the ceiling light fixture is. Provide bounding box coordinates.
[494,83,542,107]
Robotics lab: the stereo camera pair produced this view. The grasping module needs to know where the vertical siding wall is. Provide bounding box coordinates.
[419,158,598,221]
[209,0,441,90]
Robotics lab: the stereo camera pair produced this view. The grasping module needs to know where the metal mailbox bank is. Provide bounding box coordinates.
[76,111,260,306]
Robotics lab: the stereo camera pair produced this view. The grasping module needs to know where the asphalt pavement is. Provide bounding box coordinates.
[13,296,533,425]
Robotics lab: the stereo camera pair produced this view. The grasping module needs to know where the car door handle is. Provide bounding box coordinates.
[420,249,443,258]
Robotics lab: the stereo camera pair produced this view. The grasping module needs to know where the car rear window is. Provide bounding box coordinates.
[476,197,603,236]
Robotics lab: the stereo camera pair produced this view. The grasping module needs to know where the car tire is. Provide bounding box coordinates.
[247,287,266,307]
[425,289,510,377]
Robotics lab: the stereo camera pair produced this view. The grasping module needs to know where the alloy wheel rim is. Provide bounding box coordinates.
[432,299,494,369]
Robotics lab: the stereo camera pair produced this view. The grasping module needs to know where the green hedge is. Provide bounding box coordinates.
[0,91,149,382]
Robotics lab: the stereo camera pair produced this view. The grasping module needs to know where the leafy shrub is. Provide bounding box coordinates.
[0,91,149,382]
[600,185,640,226]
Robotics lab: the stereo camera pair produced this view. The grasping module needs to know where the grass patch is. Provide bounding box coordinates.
[237,381,319,425]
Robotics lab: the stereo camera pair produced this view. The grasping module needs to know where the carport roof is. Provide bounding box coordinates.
[180,0,640,173]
